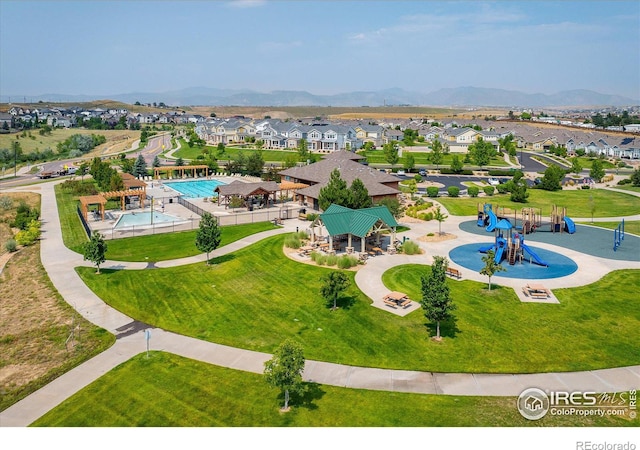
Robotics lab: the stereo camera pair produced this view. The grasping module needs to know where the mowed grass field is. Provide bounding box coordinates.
[76,234,640,374]
[436,188,640,217]
[31,352,635,427]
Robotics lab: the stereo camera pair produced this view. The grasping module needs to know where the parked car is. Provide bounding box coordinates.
[488,178,500,186]
[419,169,427,176]
[397,170,406,176]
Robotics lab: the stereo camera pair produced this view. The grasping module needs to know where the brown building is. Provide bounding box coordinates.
[279,151,401,211]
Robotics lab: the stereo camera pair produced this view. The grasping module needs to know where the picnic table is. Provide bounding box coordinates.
[383,291,412,308]
[299,245,314,256]
[372,246,383,255]
[524,283,551,298]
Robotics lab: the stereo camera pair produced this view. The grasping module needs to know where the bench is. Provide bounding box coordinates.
[400,299,412,308]
[446,267,462,279]
[383,299,398,308]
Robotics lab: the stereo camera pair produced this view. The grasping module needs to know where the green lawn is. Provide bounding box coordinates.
[55,184,90,251]
[104,221,279,261]
[174,139,298,162]
[612,185,640,193]
[76,235,640,373]
[573,157,617,170]
[437,188,640,217]
[576,220,640,236]
[31,352,634,427]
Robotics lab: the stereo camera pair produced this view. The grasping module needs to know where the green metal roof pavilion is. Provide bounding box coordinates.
[320,204,399,238]
[314,204,399,255]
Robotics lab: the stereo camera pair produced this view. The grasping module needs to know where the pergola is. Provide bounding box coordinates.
[311,204,398,253]
[214,180,279,208]
[153,164,210,180]
[78,195,107,221]
[102,189,147,212]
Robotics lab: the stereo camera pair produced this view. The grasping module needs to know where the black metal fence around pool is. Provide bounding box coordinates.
[102,205,298,240]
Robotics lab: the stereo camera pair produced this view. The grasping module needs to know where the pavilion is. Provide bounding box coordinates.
[310,203,399,254]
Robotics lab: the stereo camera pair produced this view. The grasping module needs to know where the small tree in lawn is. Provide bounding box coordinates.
[479,250,506,290]
[195,212,221,265]
[434,205,448,235]
[84,231,107,274]
[421,256,455,340]
[320,271,350,311]
[264,339,306,411]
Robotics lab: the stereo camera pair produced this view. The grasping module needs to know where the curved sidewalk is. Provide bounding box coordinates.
[1,182,639,426]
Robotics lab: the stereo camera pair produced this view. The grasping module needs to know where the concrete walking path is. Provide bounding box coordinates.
[1,181,639,427]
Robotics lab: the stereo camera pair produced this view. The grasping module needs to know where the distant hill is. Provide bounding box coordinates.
[2,86,637,108]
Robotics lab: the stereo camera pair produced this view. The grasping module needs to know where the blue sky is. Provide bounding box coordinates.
[1,0,638,100]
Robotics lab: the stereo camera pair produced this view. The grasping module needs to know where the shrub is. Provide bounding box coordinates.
[418,212,434,221]
[440,168,474,175]
[306,213,319,223]
[447,186,460,197]
[5,239,17,252]
[426,186,439,197]
[467,186,480,197]
[325,254,338,266]
[487,169,516,176]
[284,234,302,249]
[581,185,591,189]
[315,253,327,265]
[496,184,509,194]
[483,186,495,196]
[617,178,632,185]
[337,255,359,269]
[0,196,13,210]
[400,240,421,255]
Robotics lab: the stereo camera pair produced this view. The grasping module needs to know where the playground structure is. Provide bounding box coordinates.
[613,219,625,251]
[477,203,575,235]
[478,218,549,267]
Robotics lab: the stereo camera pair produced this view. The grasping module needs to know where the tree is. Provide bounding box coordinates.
[479,250,506,291]
[590,159,605,183]
[433,206,448,235]
[450,154,463,174]
[297,139,309,162]
[420,256,455,340]
[195,212,221,264]
[349,178,372,209]
[109,172,124,191]
[264,339,306,411]
[539,165,565,191]
[133,154,147,178]
[508,170,529,203]
[383,142,399,167]
[245,151,264,177]
[318,169,350,211]
[570,157,582,175]
[631,168,640,187]
[375,197,404,219]
[175,157,185,167]
[77,161,89,180]
[84,231,107,274]
[498,134,516,157]
[320,271,350,310]
[403,153,415,173]
[152,155,161,168]
[429,140,444,168]
[468,137,493,169]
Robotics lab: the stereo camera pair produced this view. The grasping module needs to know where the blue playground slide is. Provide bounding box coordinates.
[494,245,505,264]
[521,243,549,266]
[485,209,498,232]
[478,243,494,253]
[564,216,576,234]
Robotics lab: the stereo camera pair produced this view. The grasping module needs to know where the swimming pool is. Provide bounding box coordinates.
[113,211,187,229]
[449,243,578,279]
[164,179,227,198]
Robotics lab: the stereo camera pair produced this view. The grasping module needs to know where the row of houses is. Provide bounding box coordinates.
[5,106,205,129]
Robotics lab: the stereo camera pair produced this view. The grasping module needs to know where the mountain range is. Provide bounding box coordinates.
[2,86,637,108]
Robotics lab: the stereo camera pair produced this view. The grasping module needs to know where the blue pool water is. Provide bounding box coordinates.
[164,179,226,198]
[114,212,186,229]
[449,243,578,279]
